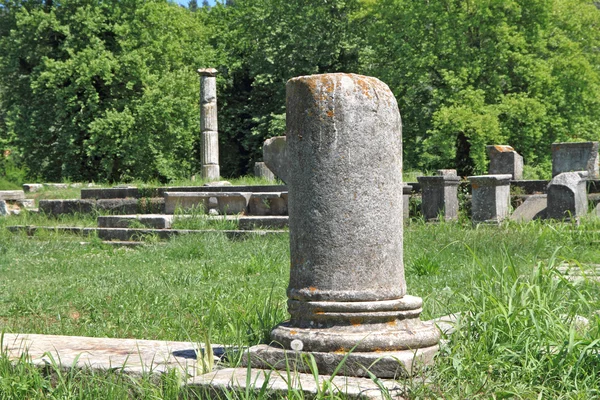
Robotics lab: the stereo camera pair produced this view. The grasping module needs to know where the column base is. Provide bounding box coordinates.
[242,343,439,378]
[202,165,220,181]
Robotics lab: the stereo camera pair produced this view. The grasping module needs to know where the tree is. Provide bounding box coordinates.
[189,0,198,12]
[0,0,221,182]
[362,0,600,176]
[210,0,363,175]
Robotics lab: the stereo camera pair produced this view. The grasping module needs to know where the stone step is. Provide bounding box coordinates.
[97,214,289,230]
[7,225,288,241]
[81,185,287,200]
[187,368,407,400]
[0,190,25,201]
[39,198,165,215]
[164,192,251,215]
[1,333,224,378]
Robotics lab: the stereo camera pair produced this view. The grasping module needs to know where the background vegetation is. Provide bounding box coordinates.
[0,0,599,182]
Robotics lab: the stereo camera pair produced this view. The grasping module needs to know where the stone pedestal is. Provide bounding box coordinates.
[487,145,524,180]
[468,174,512,223]
[552,141,599,179]
[198,68,220,181]
[417,170,460,221]
[245,73,439,378]
[546,172,588,220]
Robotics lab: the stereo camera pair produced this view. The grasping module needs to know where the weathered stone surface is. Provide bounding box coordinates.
[0,200,7,216]
[188,368,407,400]
[248,192,287,216]
[1,333,221,378]
[81,187,140,199]
[82,185,286,199]
[249,73,439,378]
[468,174,512,223]
[97,198,164,214]
[487,145,524,180]
[245,343,438,379]
[510,194,547,222]
[7,225,288,241]
[253,162,275,181]
[552,141,599,178]
[39,199,96,215]
[98,215,174,229]
[0,190,25,201]
[417,174,460,221]
[510,180,549,194]
[546,172,588,220]
[44,183,69,189]
[436,169,457,177]
[199,68,220,180]
[263,136,288,183]
[203,181,232,187]
[164,192,251,215]
[238,216,288,230]
[23,183,44,193]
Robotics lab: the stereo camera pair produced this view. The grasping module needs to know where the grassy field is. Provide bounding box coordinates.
[1,208,600,398]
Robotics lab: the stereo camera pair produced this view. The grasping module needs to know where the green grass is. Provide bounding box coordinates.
[1,215,600,398]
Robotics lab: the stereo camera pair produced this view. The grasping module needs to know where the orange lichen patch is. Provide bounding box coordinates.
[290,330,298,335]
[494,145,514,152]
[334,348,348,354]
[472,184,479,190]
[326,110,334,118]
[349,317,363,326]
[355,76,374,99]
[313,308,324,315]
[386,320,397,327]
[309,287,318,292]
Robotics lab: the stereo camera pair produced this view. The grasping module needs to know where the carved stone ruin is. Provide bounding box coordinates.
[198,68,220,181]
[263,136,288,183]
[552,141,599,179]
[468,174,511,223]
[253,162,275,181]
[403,185,412,219]
[487,145,523,180]
[417,169,460,221]
[546,172,588,220]
[245,73,440,378]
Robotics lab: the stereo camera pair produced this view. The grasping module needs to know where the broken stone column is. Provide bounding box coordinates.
[246,73,440,378]
[198,68,220,181]
[468,174,512,223]
[546,172,588,220]
[552,141,599,179]
[253,162,275,181]
[487,145,524,180]
[263,136,288,183]
[417,170,460,221]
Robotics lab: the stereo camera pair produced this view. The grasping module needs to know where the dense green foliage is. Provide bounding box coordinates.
[0,0,599,181]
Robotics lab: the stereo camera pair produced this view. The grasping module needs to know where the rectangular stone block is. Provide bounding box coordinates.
[546,172,588,220]
[510,194,547,222]
[403,185,412,220]
[164,192,251,215]
[248,193,287,216]
[98,215,174,229]
[23,184,44,193]
[552,141,599,178]
[0,190,25,201]
[487,145,524,180]
[39,199,96,215]
[417,175,460,221]
[468,174,512,223]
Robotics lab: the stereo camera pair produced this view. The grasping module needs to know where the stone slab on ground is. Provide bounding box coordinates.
[0,190,25,201]
[557,264,600,283]
[0,333,222,377]
[81,185,287,200]
[164,192,251,215]
[187,368,406,400]
[7,225,288,241]
[39,199,164,215]
[98,214,175,229]
[238,215,288,230]
[263,136,288,183]
[510,194,547,222]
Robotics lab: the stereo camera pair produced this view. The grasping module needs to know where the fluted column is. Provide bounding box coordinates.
[198,68,220,181]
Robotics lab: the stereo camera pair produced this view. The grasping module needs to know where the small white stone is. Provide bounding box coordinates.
[208,209,219,216]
